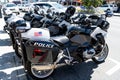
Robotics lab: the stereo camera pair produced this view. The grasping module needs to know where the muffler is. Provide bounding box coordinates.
[32,64,55,70]
[32,63,66,71]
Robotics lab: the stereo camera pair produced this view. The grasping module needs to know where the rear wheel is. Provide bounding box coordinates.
[2,9,6,15]
[25,61,54,79]
[3,25,8,33]
[21,43,28,69]
[92,44,109,63]
[9,32,16,49]
[14,41,22,58]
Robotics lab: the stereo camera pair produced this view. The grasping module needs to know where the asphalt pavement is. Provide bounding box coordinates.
[0,14,120,80]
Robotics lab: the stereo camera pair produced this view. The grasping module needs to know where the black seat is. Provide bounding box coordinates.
[51,36,69,46]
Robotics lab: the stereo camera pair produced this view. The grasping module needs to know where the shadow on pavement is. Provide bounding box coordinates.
[0,52,99,80]
[0,38,11,46]
[0,52,21,70]
[0,68,27,80]
[0,51,28,80]
[0,30,11,46]
[23,61,98,80]
[0,30,6,34]
[47,61,98,80]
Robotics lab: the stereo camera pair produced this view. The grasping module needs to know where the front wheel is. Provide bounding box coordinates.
[92,44,109,64]
[25,61,54,79]
[9,32,15,49]
[14,41,22,58]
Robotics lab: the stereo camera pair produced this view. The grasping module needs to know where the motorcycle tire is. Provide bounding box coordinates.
[14,42,22,58]
[20,43,28,70]
[25,60,54,79]
[3,25,8,33]
[92,44,109,64]
[9,32,16,49]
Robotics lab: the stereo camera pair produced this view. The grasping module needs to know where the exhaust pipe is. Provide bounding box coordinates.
[32,64,55,71]
[32,63,66,71]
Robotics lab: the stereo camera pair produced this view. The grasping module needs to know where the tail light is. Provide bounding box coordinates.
[33,48,47,62]
[33,48,42,58]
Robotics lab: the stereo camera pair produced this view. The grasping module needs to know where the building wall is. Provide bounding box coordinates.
[106,0,115,3]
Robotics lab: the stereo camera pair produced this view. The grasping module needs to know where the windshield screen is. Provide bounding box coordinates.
[6,3,16,7]
[51,3,65,9]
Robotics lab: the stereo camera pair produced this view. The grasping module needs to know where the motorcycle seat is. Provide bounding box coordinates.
[51,36,69,46]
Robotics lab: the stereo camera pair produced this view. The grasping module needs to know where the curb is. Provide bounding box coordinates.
[113,13,120,16]
[114,15,120,16]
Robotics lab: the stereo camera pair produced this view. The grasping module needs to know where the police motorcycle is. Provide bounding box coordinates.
[3,6,59,58]
[3,10,16,33]
[23,6,68,36]
[23,5,57,29]
[14,6,110,79]
[3,10,27,53]
[3,5,46,56]
[23,5,46,28]
[14,7,62,58]
[5,14,28,58]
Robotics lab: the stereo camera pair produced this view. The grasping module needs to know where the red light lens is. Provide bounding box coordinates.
[32,48,48,62]
[33,49,42,58]
[34,49,41,53]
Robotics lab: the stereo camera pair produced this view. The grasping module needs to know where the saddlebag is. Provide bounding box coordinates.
[25,40,58,64]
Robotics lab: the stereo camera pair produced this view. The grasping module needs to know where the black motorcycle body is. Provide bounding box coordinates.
[4,6,110,79]
[15,19,109,79]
